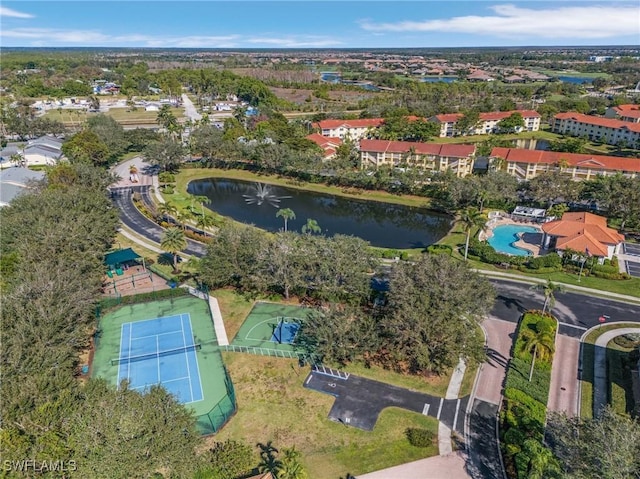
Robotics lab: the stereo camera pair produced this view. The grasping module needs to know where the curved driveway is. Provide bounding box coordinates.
[111,186,206,257]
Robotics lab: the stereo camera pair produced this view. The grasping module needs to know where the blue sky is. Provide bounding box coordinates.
[1,1,639,48]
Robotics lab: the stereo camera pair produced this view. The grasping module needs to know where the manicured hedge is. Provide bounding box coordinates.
[500,312,558,479]
[426,244,453,255]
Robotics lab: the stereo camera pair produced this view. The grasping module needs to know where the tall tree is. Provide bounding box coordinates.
[277,447,308,479]
[276,208,296,232]
[161,227,186,272]
[62,129,110,167]
[530,279,565,315]
[521,323,555,381]
[143,137,185,172]
[457,206,486,261]
[547,406,640,479]
[382,254,495,374]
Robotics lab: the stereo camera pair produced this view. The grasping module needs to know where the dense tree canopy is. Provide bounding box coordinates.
[547,407,640,479]
[382,254,495,373]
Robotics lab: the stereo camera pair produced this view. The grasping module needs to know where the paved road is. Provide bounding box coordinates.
[490,279,640,337]
[181,93,201,122]
[547,335,580,416]
[110,186,206,257]
[475,317,515,405]
[466,399,505,479]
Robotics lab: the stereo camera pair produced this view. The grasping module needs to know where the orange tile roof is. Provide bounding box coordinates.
[554,112,640,133]
[541,212,624,256]
[306,133,341,147]
[490,147,640,173]
[613,104,640,113]
[359,139,475,158]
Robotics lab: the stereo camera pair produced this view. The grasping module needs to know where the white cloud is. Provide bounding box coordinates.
[0,6,34,18]
[0,28,339,48]
[359,4,640,39]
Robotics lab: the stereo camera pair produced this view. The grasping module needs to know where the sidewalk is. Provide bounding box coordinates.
[592,327,640,416]
[477,269,640,304]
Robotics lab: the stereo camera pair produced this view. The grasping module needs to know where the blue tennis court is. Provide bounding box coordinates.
[270,319,300,344]
[116,314,204,404]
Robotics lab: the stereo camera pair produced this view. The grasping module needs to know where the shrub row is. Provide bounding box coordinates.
[500,313,557,479]
[468,240,562,272]
[426,244,453,255]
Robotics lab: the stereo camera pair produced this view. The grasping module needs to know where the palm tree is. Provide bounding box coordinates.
[457,207,486,261]
[196,214,216,232]
[276,208,296,232]
[158,202,178,222]
[301,218,321,235]
[530,279,566,315]
[190,194,210,217]
[257,441,282,475]
[276,447,307,479]
[177,209,195,231]
[161,227,186,272]
[521,325,555,381]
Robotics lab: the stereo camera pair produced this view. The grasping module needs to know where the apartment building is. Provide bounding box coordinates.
[313,118,384,141]
[490,147,640,181]
[604,104,640,124]
[552,112,640,147]
[360,139,476,176]
[430,110,541,137]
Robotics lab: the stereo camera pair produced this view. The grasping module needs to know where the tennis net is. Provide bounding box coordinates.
[111,344,201,365]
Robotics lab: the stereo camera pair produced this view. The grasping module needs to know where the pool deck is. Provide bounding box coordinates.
[481,216,545,257]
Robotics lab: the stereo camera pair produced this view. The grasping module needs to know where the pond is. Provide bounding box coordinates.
[557,76,594,84]
[187,178,452,249]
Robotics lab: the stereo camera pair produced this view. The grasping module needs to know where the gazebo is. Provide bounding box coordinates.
[104,247,145,274]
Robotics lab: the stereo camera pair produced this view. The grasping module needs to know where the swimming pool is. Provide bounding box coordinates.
[488,225,540,256]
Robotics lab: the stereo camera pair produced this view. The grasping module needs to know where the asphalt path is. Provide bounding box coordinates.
[110,186,206,257]
[489,279,640,337]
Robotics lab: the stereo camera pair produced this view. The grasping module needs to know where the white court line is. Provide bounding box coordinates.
[452,399,461,430]
[436,398,444,420]
[244,317,283,341]
[127,321,133,381]
[159,375,192,384]
[180,314,194,402]
[156,335,161,384]
[185,314,204,401]
[117,323,125,386]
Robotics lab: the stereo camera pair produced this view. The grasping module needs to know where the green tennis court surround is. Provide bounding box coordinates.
[91,295,236,435]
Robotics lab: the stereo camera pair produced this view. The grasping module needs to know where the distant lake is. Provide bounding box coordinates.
[187,178,452,249]
[420,77,458,83]
[557,76,594,84]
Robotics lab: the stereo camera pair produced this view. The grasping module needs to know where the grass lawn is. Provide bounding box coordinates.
[580,323,639,418]
[214,353,439,478]
[43,107,183,125]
